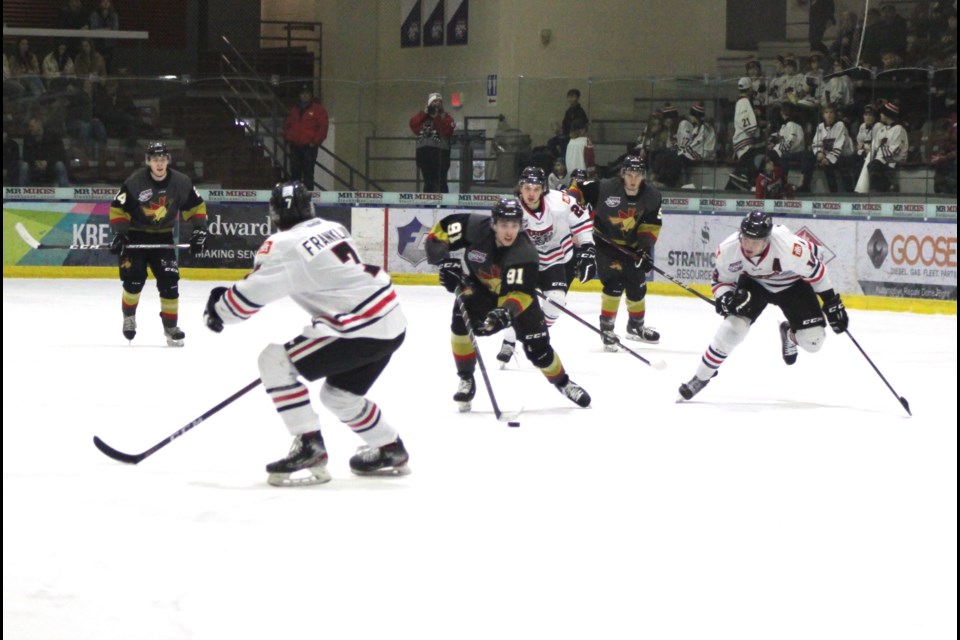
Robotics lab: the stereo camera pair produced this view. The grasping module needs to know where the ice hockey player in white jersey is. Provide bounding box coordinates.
[678,210,849,401]
[203,181,410,486]
[495,166,594,365]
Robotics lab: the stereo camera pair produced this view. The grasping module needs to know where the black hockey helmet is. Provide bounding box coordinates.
[145,141,170,161]
[620,155,647,175]
[570,168,588,184]
[491,197,523,223]
[518,166,547,188]
[269,181,315,230]
[740,210,773,239]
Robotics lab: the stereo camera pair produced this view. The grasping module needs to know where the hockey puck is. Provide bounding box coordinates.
[508,421,520,427]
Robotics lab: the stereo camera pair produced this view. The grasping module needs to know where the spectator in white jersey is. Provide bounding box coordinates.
[679,211,848,401]
[810,104,855,192]
[867,99,908,192]
[203,181,410,486]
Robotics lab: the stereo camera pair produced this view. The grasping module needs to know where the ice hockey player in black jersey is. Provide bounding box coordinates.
[108,141,208,346]
[426,197,591,411]
[569,155,663,350]
[678,210,849,401]
[203,181,410,485]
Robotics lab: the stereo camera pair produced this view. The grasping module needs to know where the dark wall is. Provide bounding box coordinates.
[726,0,786,50]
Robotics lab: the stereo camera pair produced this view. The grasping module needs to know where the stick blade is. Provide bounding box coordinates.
[900,397,912,417]
[496,408,523,423]
[14,222,40,249]
[93,436,145,465]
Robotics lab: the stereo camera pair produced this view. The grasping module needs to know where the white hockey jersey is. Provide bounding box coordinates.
[712,225,835,297]
[732,96,760,159]
[773,120,806,156]
[214,217,406,340]
[812,121,854,163]
[870,122,908,167]
[676,119,717,161]
[520,190,593,269]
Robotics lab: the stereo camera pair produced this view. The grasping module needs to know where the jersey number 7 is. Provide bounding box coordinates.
[332,241,381,277]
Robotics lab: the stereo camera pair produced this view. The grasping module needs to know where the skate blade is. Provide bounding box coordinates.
[351,464,411,477]
[166,338,185,347]
[457,401,472,413]
[267,466,332,487]
[626,334,660,345]
[602,344,619,352]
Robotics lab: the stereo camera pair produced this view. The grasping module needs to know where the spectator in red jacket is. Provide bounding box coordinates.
[755,154,793,199]
[409,92,456,193]
[284,84,329,190]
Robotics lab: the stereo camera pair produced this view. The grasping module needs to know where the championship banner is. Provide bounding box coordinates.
[446,0,468,45]
[400,0,421,48]
[422,0,444,46]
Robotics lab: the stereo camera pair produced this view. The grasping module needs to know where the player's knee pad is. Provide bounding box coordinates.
[541,288,566,324]
[714,315,751,352]
[626,280,647,301]
[257,343,299,387]
[522,331,554,369]
[319,383,365,421]
[122,280,145,294]
[601,282,624,297]
[795,325,825,353]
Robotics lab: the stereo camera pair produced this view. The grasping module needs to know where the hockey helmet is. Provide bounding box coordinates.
[145,141,170,161]
[620,155,647,175]
[269,181,315,230]
[491,197,523,223]
[740,211,773,239]
[519,166,547,187]
[570,168,588,183]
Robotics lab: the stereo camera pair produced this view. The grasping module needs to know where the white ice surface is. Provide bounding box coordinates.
[3,278,957,640]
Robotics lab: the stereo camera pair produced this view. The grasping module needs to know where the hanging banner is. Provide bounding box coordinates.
[423,0,445,46]
[400,0,421,48]
[446,0,468,45]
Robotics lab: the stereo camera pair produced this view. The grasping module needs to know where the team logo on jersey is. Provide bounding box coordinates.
[138,189,153,202]
[794,226,836,263]
[476,265,502,292]
[467,249,487,263]
[526,224,555,247]
[609,208,638,232]
[729,260,743,272]
[396,217,431,265]
[604,196,621,207]
[257,240,273,256]
[792,244,803,257]
[142,196,169,223]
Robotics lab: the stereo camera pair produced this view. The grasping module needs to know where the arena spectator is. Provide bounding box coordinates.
[88,0,120,73]
[19,117,70,187]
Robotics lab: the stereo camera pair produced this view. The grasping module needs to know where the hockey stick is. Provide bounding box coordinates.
[93,379,262,464]
[593,230,715,305]
[844,330,911,417]
[15,222,189,250]
[536,291,666,370]
[454,289,521,423]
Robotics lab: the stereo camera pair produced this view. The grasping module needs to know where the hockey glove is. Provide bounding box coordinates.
[438,258,463,293]
[190,228,209,256]
[109,231,129,255]
[716,289,753,317]
[575,245,597,283]
[636,251,654,274]
[822,293,848,333]
[474,307,512,337]
[204,286,227,333]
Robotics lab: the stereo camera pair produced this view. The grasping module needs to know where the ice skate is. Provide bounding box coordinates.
[266,430,330,486]
[496,340,516,367]
[349,437,410,476]
[626,319,660,344]
[779,321,797,365]
[600,317,618,352]
[164,326,185,347]
[556,377,591,408]
[678,372,717,401]
[453,374,476,413]
[122,315,137,342]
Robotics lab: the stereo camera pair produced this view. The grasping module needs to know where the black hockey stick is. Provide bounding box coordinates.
[536,291,666,369]
[844,330,911,417]
[15,222,189,251]
[93,379,262,464]
[593,230,715,305]
[454,289,521,423]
